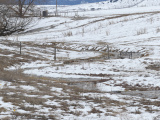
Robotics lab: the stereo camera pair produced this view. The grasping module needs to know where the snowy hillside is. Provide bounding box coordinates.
[1,0,160,120]
[46,0,160,6]
[38,0,160,14]
[138,0,160,6]
[47,0,109,5]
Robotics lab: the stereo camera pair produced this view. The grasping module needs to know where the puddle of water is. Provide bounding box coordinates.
[67,82,97,91]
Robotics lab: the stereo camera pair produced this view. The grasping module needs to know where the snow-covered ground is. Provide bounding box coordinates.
[1,0,160,119]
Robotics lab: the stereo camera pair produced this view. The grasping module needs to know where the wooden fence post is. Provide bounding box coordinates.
[107,44,110,59]
[129,52,132,59]
[20,42,21,55]
[54,43,56,61]
[120,51,121,58]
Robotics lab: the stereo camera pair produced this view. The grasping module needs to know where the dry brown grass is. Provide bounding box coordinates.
[62,31,73,37]
[19,104,37,112]
[1,117,11,120]
[114,82,159,91]
[10,112,56,120]
[140,99,160,107]
[1,39,160,119]
[0,107,7,113]
[89,107,103,114]
[146,64,160,71]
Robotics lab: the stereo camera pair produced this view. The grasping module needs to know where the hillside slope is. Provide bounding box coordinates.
[1,1,160,120]
[46,0,160,7]
[47,0,108,5]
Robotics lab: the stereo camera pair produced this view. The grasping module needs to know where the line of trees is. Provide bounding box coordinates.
[0,0,47,36]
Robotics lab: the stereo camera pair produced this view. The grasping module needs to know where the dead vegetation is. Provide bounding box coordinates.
[146,64,160,71]
[136,28,147,35]
[0,39,160,119]
[115,82,160,91]
[0,69,128,119]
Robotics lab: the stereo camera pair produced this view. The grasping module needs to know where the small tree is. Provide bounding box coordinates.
[0,0,47,17]
[0,5,32,36]
[0,0,48,36]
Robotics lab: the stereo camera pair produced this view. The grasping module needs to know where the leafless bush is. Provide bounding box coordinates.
[134,109,141,114]
[19,104,37,112]
[154,115,160,120]
[156,28,160,33]
[89,107,102,114]
[136,28,147,35]
[1,116,11,120]
[0,0,47,17]
[23,97,47,105]
[60,102,69,111]
[0,6,32,36]
[106,30,110,36]
[0,107,7,112]
[11,112,52,120]
[108,21,115,25]
[72,110,82,116]
[122,17,129,22]
[147,18,154,24]
[92,96,103,103]
[62,31,73,37]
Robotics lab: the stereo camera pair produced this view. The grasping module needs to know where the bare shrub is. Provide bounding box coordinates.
[60,102,69,111]
[62,31,73,37]
[136,28,147,35]
[2,95,22,105]
[72,110,82,116]
[1,117,11,120]
[0,6,32,36]
[98,23,102,28]
[48,115,57,120]
[106,30,110,36]
[19,104,37,112]
[11,112,51,120]
[156,28,160,33]
[108,21,115,25]
[92,96,103,103]
[23,97,47,105]
[37,85,51,93]
[122,18,129,22]
[89,107,102,114]
[0,107,7,112]
[154,115,160,120]
[147,18,154,24]
[134,109,141,114]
